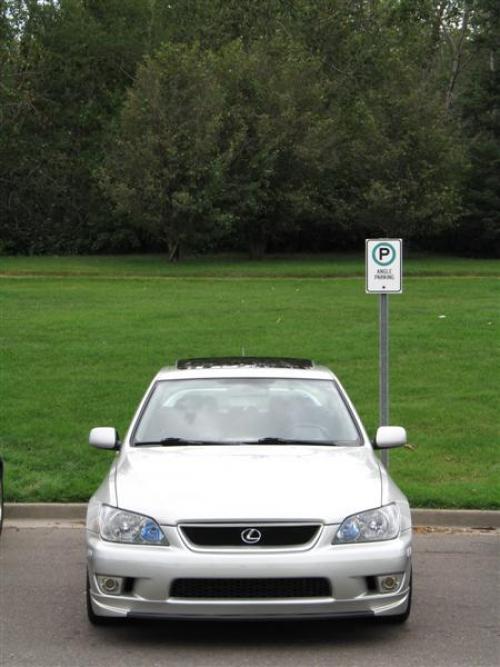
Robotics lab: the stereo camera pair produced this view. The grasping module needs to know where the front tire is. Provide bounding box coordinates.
[86,573,121,625]
[377,572,412,625]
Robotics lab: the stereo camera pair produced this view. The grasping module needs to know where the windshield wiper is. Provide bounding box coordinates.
[134,437,223,447]
[241,437,343,445]
[134,437,353,447]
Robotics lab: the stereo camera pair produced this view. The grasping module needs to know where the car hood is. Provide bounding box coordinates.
[115,445,382,525]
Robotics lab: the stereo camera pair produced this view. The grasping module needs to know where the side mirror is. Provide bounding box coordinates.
[89,427,120,450]
[374,426,407,449]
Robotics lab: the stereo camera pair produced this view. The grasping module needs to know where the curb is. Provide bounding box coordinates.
[4,504,500,529]
[411,508,500,529]
[5,503,86,520]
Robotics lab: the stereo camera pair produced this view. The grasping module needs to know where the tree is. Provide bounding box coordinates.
[455,0,500,255]
[216,37,332,257]
[0,0,166,254]
[1,0,494,256]
[289,0,467,245]
[100,43,229,260]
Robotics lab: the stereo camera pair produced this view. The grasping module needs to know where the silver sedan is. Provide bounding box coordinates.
[86,357,412,624]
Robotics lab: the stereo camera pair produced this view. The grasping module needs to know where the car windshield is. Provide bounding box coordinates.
[133,378,361,446]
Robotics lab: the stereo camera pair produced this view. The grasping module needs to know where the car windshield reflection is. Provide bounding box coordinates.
[133,378,361,446]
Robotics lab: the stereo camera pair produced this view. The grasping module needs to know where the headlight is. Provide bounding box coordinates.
[333,504,400,544]
[99,505,168,545]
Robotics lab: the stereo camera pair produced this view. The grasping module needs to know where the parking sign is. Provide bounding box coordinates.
[366,239,402,293]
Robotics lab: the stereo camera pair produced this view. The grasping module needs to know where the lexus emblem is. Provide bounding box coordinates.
[241,528,262,545]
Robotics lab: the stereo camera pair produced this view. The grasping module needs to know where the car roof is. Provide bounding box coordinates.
[154,357,336,381]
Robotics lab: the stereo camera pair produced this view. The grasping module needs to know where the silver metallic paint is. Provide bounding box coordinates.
[87,363,412,620]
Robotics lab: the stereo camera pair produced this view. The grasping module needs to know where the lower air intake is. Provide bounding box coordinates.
[170,578,331,599]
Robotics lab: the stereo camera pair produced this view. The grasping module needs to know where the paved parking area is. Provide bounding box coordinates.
[0,525,498,667]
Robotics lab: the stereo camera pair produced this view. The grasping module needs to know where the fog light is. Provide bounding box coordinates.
[97,575,124,595]
[377,574,402,592]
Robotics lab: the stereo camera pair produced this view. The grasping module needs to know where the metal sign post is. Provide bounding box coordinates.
[365,239,403,469]
[379,293,389,467]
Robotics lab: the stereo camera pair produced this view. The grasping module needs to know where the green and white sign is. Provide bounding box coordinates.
[365,239,403,294]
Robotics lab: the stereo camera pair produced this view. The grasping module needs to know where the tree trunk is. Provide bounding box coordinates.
[167,240,181,262]
[444,4,471,112]
[248,226,267,260]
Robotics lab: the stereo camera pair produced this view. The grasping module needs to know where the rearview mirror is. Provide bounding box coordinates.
[374,426,407,449]
[89,427,120,450]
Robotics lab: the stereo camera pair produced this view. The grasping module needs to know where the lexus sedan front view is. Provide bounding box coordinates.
[86,357,412,624]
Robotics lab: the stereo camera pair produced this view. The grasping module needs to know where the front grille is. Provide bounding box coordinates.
[170,578,331,599]
[180,524,320,547]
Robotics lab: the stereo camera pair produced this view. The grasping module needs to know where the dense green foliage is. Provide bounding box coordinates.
[0,0,498,256]
[1,256,498,506]
[454,0,500,255]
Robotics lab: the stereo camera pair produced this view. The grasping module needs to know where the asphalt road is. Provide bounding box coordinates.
[0,525,498,667]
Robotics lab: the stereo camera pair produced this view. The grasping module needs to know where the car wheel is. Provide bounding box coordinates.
[377,572,412,625]
[86,573,121,625]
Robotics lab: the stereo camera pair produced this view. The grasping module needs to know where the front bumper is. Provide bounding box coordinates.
[87,526,412,620]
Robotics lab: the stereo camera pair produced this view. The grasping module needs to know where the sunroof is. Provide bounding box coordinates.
[176,357,314,370]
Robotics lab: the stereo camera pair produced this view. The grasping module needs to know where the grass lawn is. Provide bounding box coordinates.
[0,254,498,508]
[1,252,499,277]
